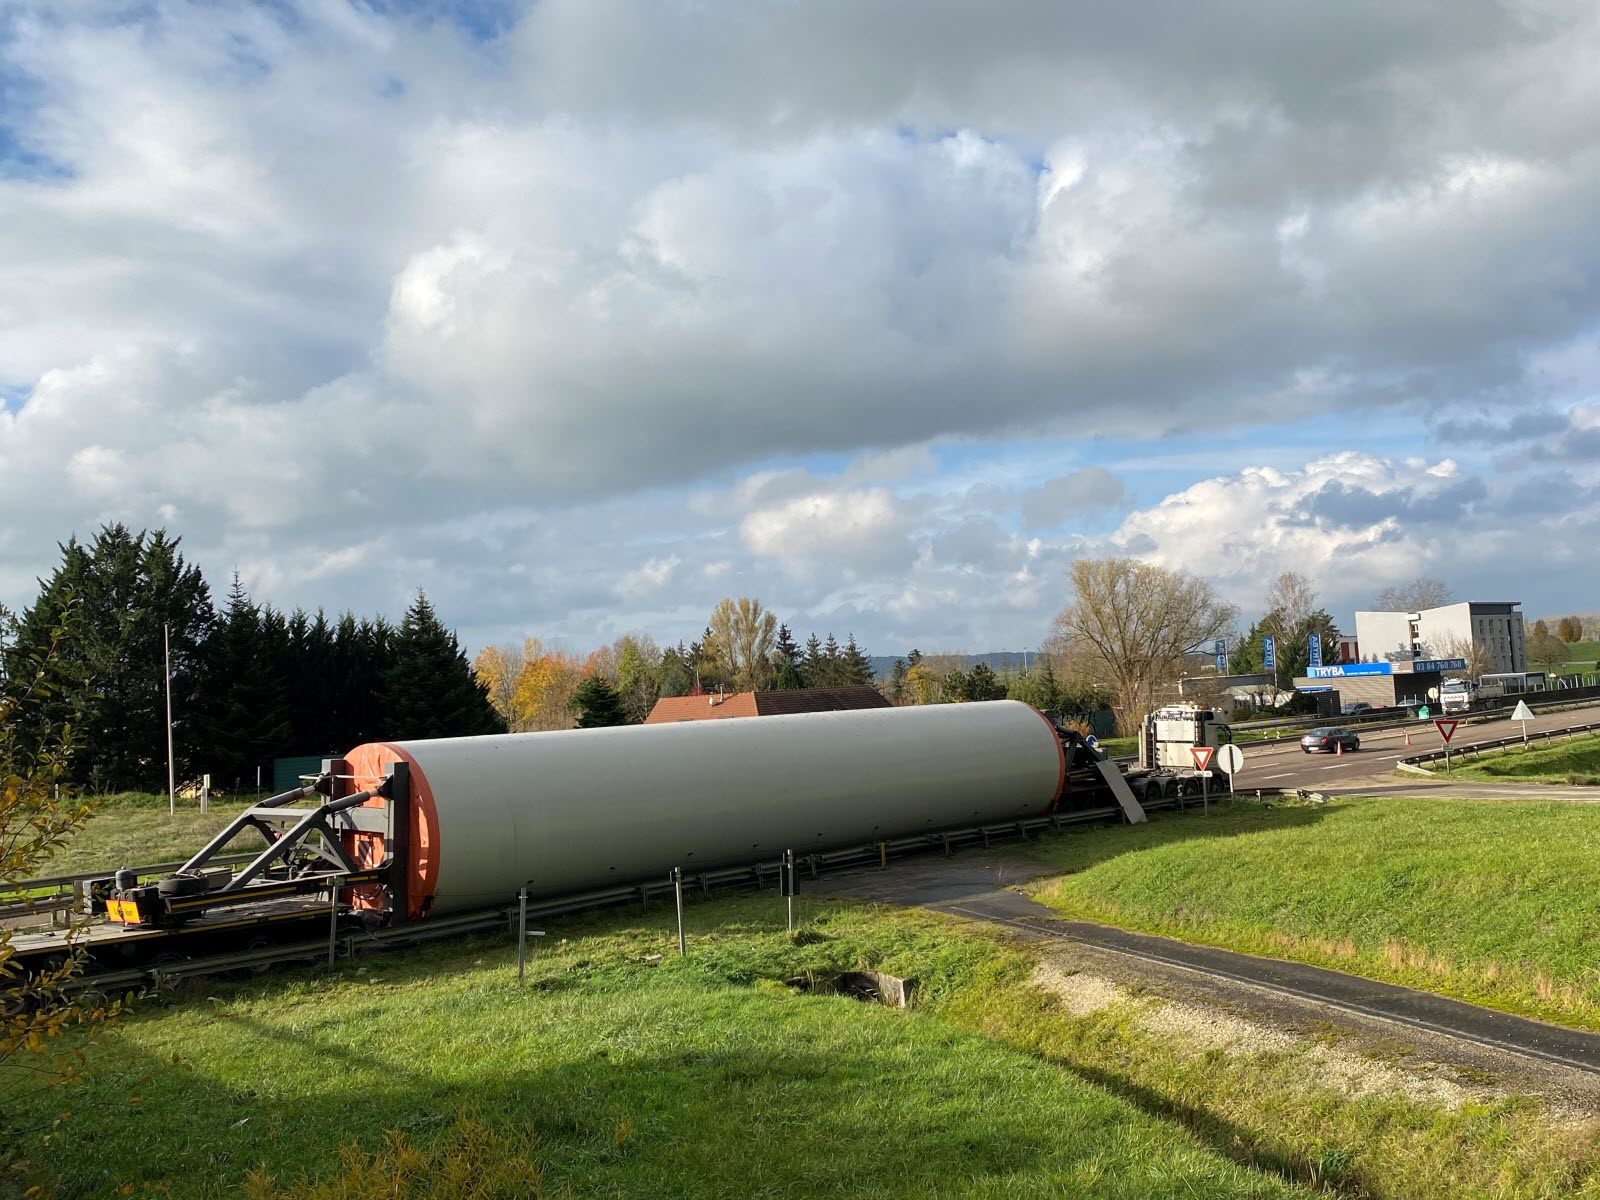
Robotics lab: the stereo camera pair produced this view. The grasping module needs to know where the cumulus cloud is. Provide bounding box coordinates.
[741,488,917,572]
[2,0,1599,649]
[1103,452,1600,615]
[1020,467,1128,527]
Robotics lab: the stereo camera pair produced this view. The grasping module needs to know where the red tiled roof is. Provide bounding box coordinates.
[752,686,890,716]
[644,685,888,724]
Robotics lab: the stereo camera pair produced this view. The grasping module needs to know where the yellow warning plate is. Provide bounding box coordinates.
[106,899,142,924]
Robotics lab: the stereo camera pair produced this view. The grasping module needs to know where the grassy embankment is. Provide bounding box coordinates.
[1447,732,1600,785]
[1560,640,1600,678]
[1025,795,1600,1028]
[28,792,259,878]
[9,896,1600,1199]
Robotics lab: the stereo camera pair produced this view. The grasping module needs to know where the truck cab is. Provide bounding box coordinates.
[1140,705,1233,771]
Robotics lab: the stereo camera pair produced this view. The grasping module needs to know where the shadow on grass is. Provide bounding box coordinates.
[28,1002,1322,1200]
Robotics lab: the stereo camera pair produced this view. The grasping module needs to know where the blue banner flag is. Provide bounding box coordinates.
[1308,634,1322,669]
[1263,636,1276,671]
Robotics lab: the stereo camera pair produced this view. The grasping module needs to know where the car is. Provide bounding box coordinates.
[1340,701,1372,716]
[1301,726,1360,753]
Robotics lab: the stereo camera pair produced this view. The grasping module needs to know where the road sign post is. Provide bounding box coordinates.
[1216,743,1245,798]
[1511,699,1534,744]
[1191,746,1215,813]
[1435,718,1459,773]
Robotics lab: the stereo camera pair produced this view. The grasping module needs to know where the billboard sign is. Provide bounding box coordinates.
[1308,662,1394,679]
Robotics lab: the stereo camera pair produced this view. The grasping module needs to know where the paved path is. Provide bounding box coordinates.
[820,854,1600,1076]
[1305,776,1600,802]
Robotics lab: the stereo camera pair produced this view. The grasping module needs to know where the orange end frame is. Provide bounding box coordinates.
[343,742,440,922]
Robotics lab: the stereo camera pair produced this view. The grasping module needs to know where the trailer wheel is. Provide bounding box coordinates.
[1142,781,1162,804]
[157,873,207,898]
[1163,779,1182,801]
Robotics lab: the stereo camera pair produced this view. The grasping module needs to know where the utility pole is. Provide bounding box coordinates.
[164,623,176,817]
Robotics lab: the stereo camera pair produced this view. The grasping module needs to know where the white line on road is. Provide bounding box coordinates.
[1259,772,1294,780]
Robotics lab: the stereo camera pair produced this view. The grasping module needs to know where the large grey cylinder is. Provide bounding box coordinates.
[347,699,1065,918]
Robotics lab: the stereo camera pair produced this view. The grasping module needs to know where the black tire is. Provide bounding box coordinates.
[1350,740,1360,751]
[157,872,207,898]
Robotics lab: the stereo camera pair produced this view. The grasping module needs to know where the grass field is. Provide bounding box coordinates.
[8,898,1600,1199]
[1024,796,1600,1028]
[8,903,1317,1200]
[1451,733,1600,784]
[26,792,260,879]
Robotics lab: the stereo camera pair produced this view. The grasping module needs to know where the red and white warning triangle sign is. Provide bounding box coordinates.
[1191,745,1216,771]
[1434,718,1459,742]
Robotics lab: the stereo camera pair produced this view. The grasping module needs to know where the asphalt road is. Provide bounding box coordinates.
[1224,701,1600,792]
[820,853,1600,1079]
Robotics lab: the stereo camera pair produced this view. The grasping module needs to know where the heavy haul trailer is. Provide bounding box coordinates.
[29,702,1081,974]
[13,701,1234,978]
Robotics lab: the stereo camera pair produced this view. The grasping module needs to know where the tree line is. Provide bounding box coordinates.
[472,598,883,732]
[0,525,502,793]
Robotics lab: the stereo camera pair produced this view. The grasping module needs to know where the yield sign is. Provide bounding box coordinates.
[1510,700,1535,721]
[1191,746,1216,771]
[1434,718,1459,743]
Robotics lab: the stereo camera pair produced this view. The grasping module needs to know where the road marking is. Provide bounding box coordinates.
[1259,772,1294,780]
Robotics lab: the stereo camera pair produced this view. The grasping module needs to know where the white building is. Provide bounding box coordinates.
[1353,602,1525,675]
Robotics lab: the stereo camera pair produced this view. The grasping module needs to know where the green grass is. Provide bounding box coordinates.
[1023,796,1600,1028]
[1450,734,1600,785]
[26,792,261,880]
[9,898,1600,1199]
[8,901,1316,1200]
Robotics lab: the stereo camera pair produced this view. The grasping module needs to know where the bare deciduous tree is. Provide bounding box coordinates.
[1529,632,1570,677]
[1374,577,1453,612]
[707,597,779,692]
[1264,571,1316,635]
[1429,633,1492,679]
[1052,558,1237,735]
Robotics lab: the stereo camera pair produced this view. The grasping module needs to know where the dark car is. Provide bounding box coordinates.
[1301,726,1360,753]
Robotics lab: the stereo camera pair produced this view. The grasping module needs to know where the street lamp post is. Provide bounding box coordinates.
[164,623,176,817]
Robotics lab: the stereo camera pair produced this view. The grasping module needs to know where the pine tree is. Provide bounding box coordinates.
[799,633,824,688]
[965,662,1005,701]
[842,634,874,686]
[888,658,908,703]
[381,592,504,740]
[5,525,215,791]
[200,576,292,790]
[571,675,627,727]
[820,634,843,687]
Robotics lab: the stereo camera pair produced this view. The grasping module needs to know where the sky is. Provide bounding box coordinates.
[1,0,1597,657]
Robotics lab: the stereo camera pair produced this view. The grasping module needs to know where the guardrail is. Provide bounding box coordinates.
[2,853,257,925]
[1399,722,1600,769]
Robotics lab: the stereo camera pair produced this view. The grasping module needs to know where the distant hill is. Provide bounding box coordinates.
[867,652,1033,679]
